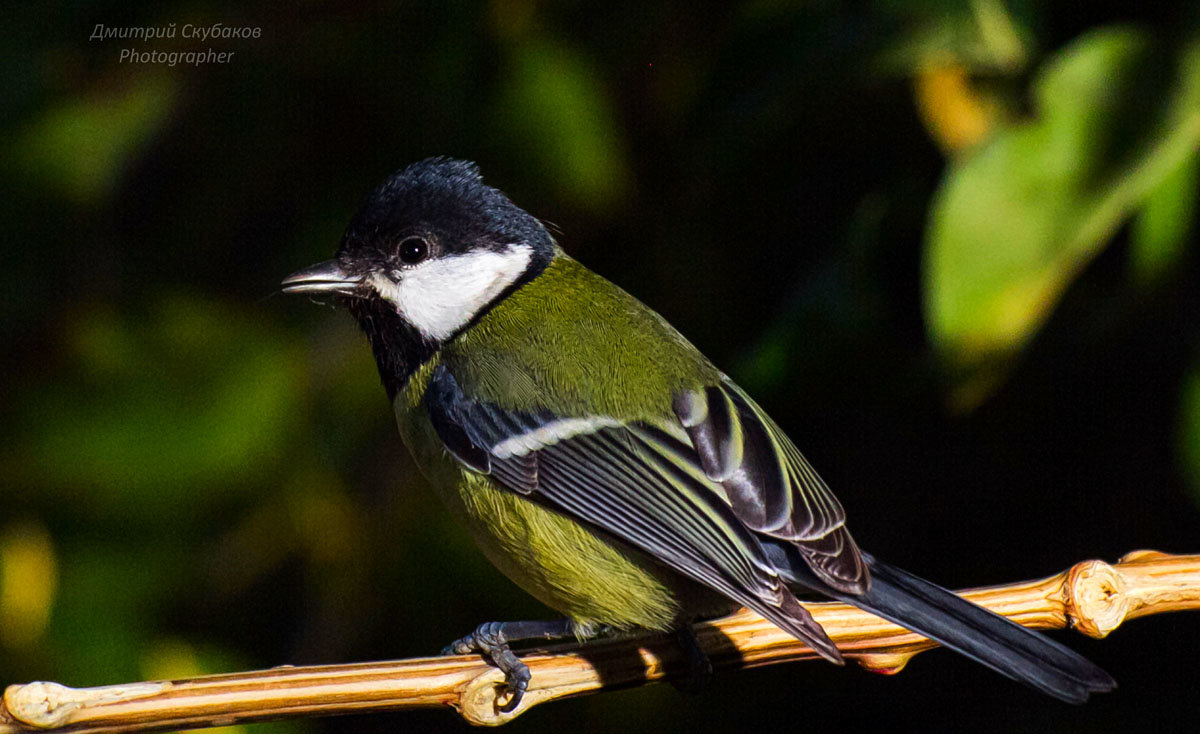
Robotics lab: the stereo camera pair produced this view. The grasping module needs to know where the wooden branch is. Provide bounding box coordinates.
[2,550,1197,731]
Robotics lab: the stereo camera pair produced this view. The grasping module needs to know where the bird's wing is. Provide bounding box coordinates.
[425,364,861,661]
[671,378,866,593]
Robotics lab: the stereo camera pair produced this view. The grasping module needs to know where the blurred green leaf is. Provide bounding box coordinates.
[494,40,631,212]
[924,29,1200,407]
[5,295,308,518]
[50,543,180,684]
[1131,150,1199,283]
[7,73,177,204]
[878,0,1033,73]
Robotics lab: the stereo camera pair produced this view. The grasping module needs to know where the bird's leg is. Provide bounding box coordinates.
[670,624,713,694]
[441,619,577,711]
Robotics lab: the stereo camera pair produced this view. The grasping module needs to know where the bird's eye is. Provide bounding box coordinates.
[398,236,430,265]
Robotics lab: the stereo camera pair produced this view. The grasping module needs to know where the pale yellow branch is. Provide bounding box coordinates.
[2,550,1197,731]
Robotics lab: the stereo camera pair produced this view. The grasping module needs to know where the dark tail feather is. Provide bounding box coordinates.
[769,544,1116,703]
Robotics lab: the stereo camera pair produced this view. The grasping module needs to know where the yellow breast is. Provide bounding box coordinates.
[391,359,734,634]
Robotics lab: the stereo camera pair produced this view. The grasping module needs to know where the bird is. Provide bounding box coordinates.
[282,157,1115,710]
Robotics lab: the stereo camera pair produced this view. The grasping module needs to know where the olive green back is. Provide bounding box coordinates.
[432,253,720,420]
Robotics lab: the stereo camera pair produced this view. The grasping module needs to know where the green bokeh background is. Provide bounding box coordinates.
[2,1,1199,732]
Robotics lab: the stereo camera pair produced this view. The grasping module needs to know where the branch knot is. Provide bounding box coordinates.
[1067,560,1129,638]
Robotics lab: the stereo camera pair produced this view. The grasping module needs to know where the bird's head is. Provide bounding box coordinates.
[283,158,555,393]
[283,157,554,341]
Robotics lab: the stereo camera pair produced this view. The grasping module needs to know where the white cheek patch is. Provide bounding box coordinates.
[370,244,533,340]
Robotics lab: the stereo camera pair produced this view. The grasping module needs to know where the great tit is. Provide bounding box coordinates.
[282,158,1114,709]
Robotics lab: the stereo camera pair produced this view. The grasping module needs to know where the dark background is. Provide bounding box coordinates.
[2,1,1199,732]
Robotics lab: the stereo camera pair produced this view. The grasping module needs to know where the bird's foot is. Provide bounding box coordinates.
[442,620,575,712]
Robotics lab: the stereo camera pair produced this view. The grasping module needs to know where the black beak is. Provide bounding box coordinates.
[281,260,363,295]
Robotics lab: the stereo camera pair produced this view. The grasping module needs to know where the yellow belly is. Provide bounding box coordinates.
[437,464,693,633]
[394,366,734,634]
